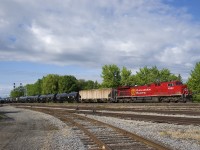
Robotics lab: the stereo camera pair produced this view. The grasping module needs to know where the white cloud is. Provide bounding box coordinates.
[0,0,200,81]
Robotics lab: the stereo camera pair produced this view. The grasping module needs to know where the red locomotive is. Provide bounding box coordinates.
[117,81,192,102]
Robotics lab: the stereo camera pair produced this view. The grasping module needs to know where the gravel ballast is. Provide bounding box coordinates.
[0,106,85,150]
[82,114,200,150]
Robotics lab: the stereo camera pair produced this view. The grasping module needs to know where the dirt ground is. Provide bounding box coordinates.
[0,105,85,150]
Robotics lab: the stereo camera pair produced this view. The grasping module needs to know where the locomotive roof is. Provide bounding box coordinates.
[118,80,183,89]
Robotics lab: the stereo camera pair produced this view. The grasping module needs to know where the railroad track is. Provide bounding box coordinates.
[13,104,200,126]
[11,103,200,115]
[18,106,170,150]
[84,111,200,126]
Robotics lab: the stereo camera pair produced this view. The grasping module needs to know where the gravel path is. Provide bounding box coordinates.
[0,106,85,150]
[82,114,200,150]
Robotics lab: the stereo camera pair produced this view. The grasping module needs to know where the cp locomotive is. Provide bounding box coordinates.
[116,80,191,103]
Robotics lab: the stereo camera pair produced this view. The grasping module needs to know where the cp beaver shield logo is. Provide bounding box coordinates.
[131,89,136,96]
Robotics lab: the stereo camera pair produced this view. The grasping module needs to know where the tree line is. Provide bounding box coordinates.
[10,75,99,97]
[187,62,200,102]
[101,65,182,88]
[10,63,200,102]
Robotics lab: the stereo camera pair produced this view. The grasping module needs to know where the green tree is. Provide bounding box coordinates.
[10,87,24,98]
[58,75,78,93]
[134,66,180,85]
[35,79,42,94]
[94,80,100,89]
[26,84,35,96]
[169,74,179,81]
[26,79,42,96]
[84,80,96,90]
[135,66,151,85]
[77,79,87,90]
[120,66,132,86]
[159,68,171,82]
[177,74,183,82]
[128,75,137,86]
[77,79,99,90]
[42,74,59,94]
[101,64,121,88]
[160,68,180,82]
[150,66,160,82]
[187,62,200,93]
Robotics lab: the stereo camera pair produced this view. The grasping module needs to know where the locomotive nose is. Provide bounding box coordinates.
[183,88,189,95]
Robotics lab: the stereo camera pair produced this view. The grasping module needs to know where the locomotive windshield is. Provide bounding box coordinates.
[176,81,183,85]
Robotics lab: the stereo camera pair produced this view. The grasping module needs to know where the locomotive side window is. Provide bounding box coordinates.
[168,83,174,87]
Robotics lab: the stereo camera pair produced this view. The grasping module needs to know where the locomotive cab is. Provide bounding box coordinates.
[166,81,191,102]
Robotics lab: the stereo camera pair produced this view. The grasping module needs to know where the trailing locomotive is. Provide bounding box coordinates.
[13,81,192,103]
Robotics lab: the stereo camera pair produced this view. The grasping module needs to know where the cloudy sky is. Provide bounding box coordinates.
[0,0,200,97]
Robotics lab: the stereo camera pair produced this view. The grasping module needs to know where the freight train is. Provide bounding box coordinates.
[6,81,192,103]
